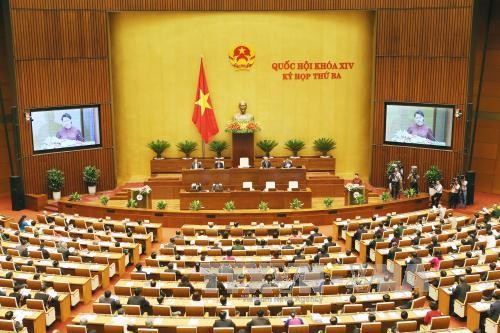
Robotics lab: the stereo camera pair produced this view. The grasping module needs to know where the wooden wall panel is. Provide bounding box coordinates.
[5,0,474,197]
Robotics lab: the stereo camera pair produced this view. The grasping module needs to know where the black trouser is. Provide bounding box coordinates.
[432,193,442,207]
[410,182,418,194]
[390,181,400,199]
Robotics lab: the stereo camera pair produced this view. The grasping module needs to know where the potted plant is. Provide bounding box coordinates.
[100,196,109,206]
[313,138,336,158]
[258,201,269,211]
[147,139,170,159]
[290,198,304,210]
[380,192,391,202]
[353,192,365,205]
[223,200,236,211]
[68,192,81,202]
[209,140,229,159]
[126,199,138,208]
[176,140,198,159]
[156,201,167,210]
[284,139,305,158]
[256,139,278,158]
[323,197,334,208]
[83,165,101,195]
[424,165,442,186]
[189,200,203,211]
[47,168,64,201]
[386,160,403,175]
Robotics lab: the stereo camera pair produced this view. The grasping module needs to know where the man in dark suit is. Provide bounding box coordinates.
[387,243,402,260]
[488,293,500,321]
[452,276,471,302]
[127,288,150,315]
[247,309,271,329]
[98,290,121,312]
[164,263,182,281]
[191,158,202,170]
[260,157,272,169]
[213,311,236,328]
[9,284,31,307]
[56,242,72,261]
[406,252,422,273]
[214,160,224,169]
[281,158,293,168]
[34,284,58,308]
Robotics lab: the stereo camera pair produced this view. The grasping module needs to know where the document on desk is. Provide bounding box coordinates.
[188,319,199,325]
[413,309,428,317]
[352,313,369,322]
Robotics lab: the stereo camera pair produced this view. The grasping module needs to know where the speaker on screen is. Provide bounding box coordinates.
[9,175,25,211]
[466,170,475,205]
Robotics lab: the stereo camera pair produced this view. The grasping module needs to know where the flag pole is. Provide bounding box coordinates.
[202,141,205,158]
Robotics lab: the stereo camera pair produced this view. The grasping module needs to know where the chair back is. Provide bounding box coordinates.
[202,288,219,298]
[138,330,158,333]
[342,304,363,313]
[360,322,381,333]
[46,267,62,275]
[429,316,450,330]
[282,307,301,315]
[26,279,42,290]
[464,291,483,304]
[248,306,269,316]
[93,302,113,314]
[159,272,177,281]
[396,321,417,332]
[104,324,127,333]
[0,320,15,332]
[123,304,142,315]
[142,287,160,297]
[152,304,172,316]
[251,326,272,333]
[321,285,339,295]
[465,274,481,284]
[177,327,197,333]
[341,256,357,264]
[185,305,204,316]
[410,296,426,309]
[375,302,394,311]
[0,296,18,307]
[438,259,454,270]
[0,278,14,288]
[67,325,88,333]
[26,298,46,311]
[213,328,234,333]
[216,306,236,316]
[438,276,456,287]
[288,325,309,333]
[487,270,500,281]
[173,287,191,297]
[114,285,131,296]
[131,272,147,280]
[325,325,346,333]
[312,303,331,314]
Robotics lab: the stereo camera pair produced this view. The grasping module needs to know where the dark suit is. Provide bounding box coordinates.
[164,268,182,281]
[452,282,471,302]
[247,317,271,329]
[412,236,422,245]
[213,319,236,328]
[387,247,402,260]
[261,160,272,169]
[57,247,71,261]
[99,295,121,312]
[191,162,202,169]
[127,295,150,314]
[214,161,224,169]
[34,292,57,308]
[9,292,30,307]
[489,300,500,322]
[407,257,422,272]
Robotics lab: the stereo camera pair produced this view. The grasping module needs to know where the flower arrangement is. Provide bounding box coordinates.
[344,183,362,192]
[223,200,236,211]
[126,199,138,208]
[258,201,269,211]
[225,120,261,134]
[424,165,442,186]
[82,165,101,186]
[290,198,304,210]
[99,196,109,206]
[138,185,152,198]
[353,192,365,205]
[323,197,334,208]
[68,192,81,202]
[380,192,391,202]
[147,139,170,159]
[404,188,417,198]
[189,200,203,211]
[156,201,167,210]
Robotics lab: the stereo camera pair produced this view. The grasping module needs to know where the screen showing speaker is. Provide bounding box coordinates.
[384,102,454,149]
[30,105,101,154]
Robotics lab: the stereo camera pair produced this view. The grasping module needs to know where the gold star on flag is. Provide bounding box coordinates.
[195,90,212,115]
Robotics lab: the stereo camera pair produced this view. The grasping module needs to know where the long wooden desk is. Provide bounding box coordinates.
[181,167,307,189]
[181,222,315,235]
[73,308,430,333]
[437,281,497,316]
[0,307,45,333]
[466,301,494,331]
[179,189,312,210]
[0,268,93,305]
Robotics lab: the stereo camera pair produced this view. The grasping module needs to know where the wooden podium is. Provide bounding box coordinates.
[344,186,368,205]
[129,189,152,209]
[232,133,254,167]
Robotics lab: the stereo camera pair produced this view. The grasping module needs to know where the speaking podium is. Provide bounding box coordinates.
[232,133,254,167]
[129,189,152,209]
[344,186,367,205]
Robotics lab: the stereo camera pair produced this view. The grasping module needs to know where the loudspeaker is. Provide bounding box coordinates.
[466,170,475,205]
[9,175,25,211]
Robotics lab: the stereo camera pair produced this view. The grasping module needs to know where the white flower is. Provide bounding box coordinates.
[136,194,143,201]
[353,192,360,198]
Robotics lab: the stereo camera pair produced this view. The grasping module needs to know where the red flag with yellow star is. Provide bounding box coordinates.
[192,58,219,143]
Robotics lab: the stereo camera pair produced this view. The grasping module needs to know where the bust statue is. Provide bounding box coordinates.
[233,101,254,122]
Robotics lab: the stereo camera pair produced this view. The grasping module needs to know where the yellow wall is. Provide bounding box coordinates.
[110,11,374,183]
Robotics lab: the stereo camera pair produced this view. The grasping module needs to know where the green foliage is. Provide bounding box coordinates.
[147,139,170,159]
[258,201,269,211]
[209,140,229,158]
[380,191,391,202]
[82,165,101,186]
[424,165,442,185]
[313,138,337,156]
[323,197,334,208]
[156,200,167,210]
[284,139,306,157]
[47,169,64,192]
[386,160,402,175]
[223,200,236,211]
[290,198,304,210]
[68,192,81,202]
[354,193,365,205]
[99,196,109,206]
[256,139,279,157]
[404,188,417,198]
[189,200,203,211]
[126,199,138,208]
[176,140,198,158]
